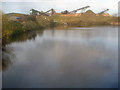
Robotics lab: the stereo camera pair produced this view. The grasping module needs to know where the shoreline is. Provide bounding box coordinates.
[2,13,119,45]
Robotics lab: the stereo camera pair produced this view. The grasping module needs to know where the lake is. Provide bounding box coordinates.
[2,26,118,88]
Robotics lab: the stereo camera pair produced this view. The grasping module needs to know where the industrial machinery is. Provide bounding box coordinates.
[30,8,56,16]
[30,9,48,16]
[70,6,90,13]
[45,8,56,16]
[61,10,69,14]
[98,9,109,14]
[61,6,90,14]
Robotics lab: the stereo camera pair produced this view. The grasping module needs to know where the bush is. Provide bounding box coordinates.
[21,21,38,31]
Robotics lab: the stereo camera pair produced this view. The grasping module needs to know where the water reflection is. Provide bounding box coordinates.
[2,26,118,88]
[2,30,43,71]
[2,46,15,71]
[2,30,43,46]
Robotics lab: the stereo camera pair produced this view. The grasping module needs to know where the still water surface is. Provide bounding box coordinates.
[2,26,118,88]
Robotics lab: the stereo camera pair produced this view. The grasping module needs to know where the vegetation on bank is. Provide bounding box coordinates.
[2,14,57,42]
[2,12,119,45]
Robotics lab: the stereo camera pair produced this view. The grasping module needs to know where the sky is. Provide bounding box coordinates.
[0,0,120,15]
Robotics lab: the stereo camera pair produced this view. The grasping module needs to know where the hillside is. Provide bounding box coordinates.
[6,13,28,17]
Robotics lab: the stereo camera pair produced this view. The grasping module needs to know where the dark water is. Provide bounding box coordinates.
[2,26,118,88]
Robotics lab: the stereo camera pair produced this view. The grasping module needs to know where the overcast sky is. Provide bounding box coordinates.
[1,0,120,15]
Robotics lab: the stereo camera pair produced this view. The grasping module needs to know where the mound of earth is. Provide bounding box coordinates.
[82,10,96,16]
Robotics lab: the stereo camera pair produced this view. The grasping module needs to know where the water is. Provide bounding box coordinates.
[2,26,118,88]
